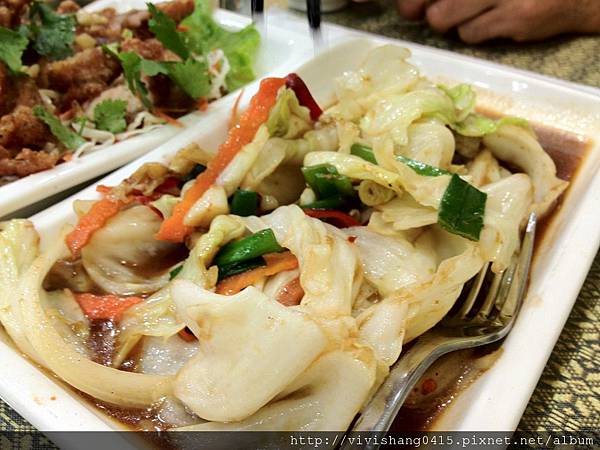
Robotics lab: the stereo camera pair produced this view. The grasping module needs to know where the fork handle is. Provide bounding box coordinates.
[340,334,449,445]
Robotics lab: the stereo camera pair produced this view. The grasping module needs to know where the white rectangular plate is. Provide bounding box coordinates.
[0,3,311,219]
[1,13,599,441]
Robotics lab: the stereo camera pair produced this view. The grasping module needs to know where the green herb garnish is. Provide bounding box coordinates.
[147,3,189,60]
[33,106,85,150]
[26,2,76,61]
[0,27,28,72]
[93,99,128,133]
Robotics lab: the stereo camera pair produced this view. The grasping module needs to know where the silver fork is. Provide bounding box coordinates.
[340,212,537,446]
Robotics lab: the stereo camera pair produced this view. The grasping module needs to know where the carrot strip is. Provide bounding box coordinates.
[153,110,184,128]
[229,88,244,129]
[276,277,304,306]
[215,251,298,296]
[156,77,286,242]
[197,97,209,112]
[66,198,125,257]
[74,293,143,321]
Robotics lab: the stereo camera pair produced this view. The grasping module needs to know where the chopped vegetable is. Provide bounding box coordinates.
[109,50,211,106]
[214,228,283,267]
[396,155,451,177]
[167,57,211,100]
[300,195,345,210]
[93,100,127,134]
[33,106,85,150]
[74,293,142,321]
[169,265,183,280]
[302,164,354,199]
[350,143,378,164]
[216,251,299,295]
[276,277,304,306]
[230,189,258,217]
[217,257,266,281]
[180,0,260,91]
[26,2,76,61]
[181,164,207,184]
[111,50,152,108]
[0,27,28,72]
[156,77,286,242]
[303,209,361,228]
[65,197,125,256]
[147,3,190,60]
[438,174,487,241]
[285,73,322,121]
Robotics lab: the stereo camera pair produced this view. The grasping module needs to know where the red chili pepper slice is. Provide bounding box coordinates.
[303,208,360,228]
[285,73,322,121]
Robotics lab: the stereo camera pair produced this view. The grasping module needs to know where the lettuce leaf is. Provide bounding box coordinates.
[180,0,260,91]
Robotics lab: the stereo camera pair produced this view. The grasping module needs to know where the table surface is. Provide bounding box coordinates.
[1,0,599,442]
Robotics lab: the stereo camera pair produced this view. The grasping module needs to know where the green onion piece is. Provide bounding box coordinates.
[395,155,451,177]
[438,174,487,241]
[302,164,354,198]
[217,257,266,281]
[169,265,183,280]
[214,228,283,266]
[182,164,206,184]
[230,189,258,217]
[300,195,345,210]
[350,143,377,164]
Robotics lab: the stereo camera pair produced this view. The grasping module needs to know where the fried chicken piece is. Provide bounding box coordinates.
[157,0,194,22]
[0,148,59,177]
[0,0,32,28]
[121,38,180,61]
[56,0,79,14]
[0,105,52,151]
[0,64,11,116]
[40,48,121,111]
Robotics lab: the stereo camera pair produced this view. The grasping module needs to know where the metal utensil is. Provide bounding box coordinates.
[306,0,323,54]
[340,212,537,446]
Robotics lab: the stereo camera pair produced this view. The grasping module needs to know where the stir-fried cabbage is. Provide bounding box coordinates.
[82,205,182,296]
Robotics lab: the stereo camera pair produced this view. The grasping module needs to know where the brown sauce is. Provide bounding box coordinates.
[72,121,591,432]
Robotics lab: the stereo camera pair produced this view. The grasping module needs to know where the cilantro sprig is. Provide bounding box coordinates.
[33,106,85,150]
[0,27,29,72]
[147,3,189,60]
[93,100,128,133]
[22,2,76,61]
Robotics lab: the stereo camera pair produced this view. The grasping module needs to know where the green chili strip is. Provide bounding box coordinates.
[438,174,487,241]
[350,143,377,164]
[182,163,206,184]
[169,265,183,280]
[300,195,345,210]
[301,164,354,199]
[395,155,451,177]
[214,228,283,267]
[217,257,266,281]
[230,189,258,217]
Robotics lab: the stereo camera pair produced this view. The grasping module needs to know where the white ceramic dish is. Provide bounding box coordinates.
[0,3,311,219]
[1,15,599,445]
